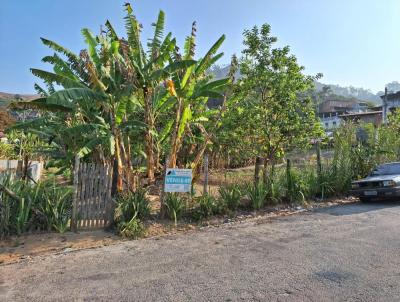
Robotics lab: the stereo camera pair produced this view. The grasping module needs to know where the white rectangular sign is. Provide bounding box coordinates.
[165,169,192,193]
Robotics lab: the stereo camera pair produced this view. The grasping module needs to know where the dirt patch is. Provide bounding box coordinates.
[0,197,356,265]
[0,230,120,265]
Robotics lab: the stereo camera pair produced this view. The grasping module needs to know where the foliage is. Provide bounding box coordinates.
[37,179,73,233]
[193,194,222,220]
[0,142,16,159]
[118,217,145,239]
[165,193,185,225]
[115,188,151,222]
[216,23,322,177]
[218,184,243,211]
[114,189,149,239]
[245,182,268,210]
[10,4,229,188]
[0,174,72,237]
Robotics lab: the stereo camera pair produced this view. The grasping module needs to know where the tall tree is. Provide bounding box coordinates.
[234,24,322,185]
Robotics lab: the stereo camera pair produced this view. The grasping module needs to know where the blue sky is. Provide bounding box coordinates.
[1,0,399,93]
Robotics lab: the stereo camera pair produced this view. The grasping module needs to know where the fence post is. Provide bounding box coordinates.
[316,140,323,199]
[203,153,209,195]
[71,155,80,232]
[159,158,169,219]
[286,158,292,202]
[254,157,261,187]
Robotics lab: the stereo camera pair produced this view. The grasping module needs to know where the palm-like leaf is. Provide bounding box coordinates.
[148,10,165,59]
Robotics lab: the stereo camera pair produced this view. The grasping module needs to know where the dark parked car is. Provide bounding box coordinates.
[351,162,400,202]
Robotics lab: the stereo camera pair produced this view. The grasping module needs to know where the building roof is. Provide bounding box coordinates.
[340,111,382,118]
[380,91,400,101]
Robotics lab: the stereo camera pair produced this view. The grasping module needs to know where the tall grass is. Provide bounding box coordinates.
[218,184,243,211]
[0,174,73,237]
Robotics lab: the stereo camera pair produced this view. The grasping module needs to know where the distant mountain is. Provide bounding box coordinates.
[0,92,38,100]
[313,82,382,104]
[209,65,394,105]
[0,92,38,107]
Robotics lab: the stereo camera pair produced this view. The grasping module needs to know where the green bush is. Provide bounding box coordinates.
[118,217,145,239]
[165,193,185,225]
[115,188,150,222]
[194,194,222,220]
[0,174,72,237]
[114,189,150,239]
[37,179,73,233]
[246,183,268,210]
[218,184,243,211]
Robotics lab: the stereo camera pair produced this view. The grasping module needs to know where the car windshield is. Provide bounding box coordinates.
[370,163,400,176]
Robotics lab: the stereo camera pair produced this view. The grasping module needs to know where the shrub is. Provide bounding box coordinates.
[246,183,268,210]
[114,189,150,239]
[115,188,150,222]
[218,184,243,211]
[118,217,145,239]
[37,179,73,233]
[194,194,222,220]
[285,167,307,204]
[165,193,185,225]
[0,174,72,237]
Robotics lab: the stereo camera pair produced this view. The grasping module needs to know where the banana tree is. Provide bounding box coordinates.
[161,23,230,170]
[11,23,142,191]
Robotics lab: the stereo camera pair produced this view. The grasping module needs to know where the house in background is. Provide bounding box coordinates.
[340,110,383,127]
[318,100,370,130]
[381,88,400,123]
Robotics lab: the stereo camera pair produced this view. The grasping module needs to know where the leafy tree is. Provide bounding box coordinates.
[232,24,322,185]
[10,3,229,191]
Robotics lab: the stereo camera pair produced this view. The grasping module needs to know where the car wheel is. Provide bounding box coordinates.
[359,197,371,203]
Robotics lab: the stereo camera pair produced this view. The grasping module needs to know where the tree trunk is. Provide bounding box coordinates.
[144,90,155,182]
[159,158,169,219]
[203,153,209,195]
[286,158,292,202]
[262,157,268,185]
[114,134,123,192]
[254,157,261,187]
[316,140,322,198]
[263,156,275,187]
[191,141,209,181]
[168,98,183,168]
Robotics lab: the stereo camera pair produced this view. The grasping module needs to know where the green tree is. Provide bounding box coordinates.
[10,3,229,190]
[234,24,322,185]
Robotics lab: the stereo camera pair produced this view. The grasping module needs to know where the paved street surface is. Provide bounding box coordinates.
[1,202,400,301]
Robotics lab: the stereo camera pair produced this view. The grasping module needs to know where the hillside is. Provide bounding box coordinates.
[210,65,387,105]
[0,92,39,128]
[0,92,38,107]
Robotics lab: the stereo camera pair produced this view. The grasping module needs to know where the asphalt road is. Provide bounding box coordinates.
[2,202,400,301]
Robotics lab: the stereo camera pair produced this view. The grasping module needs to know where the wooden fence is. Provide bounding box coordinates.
[71,158,114,231]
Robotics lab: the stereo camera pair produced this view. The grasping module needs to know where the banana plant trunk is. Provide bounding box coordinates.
[191,141,209,181]
[144,90,155,182]
[110,111,123,194]
[168,97,183,168]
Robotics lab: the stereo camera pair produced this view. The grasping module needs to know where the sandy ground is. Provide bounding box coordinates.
[0,231,120,264]
[1,201,400,301]
[0,198,354,265]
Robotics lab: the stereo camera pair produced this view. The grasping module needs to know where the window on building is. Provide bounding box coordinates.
[325,123,329,128]
[333,121,337,127]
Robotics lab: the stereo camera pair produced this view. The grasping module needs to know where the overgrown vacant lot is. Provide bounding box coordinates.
[2,202,400,301]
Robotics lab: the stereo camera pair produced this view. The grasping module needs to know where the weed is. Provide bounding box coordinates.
[246,183,268,210]
[115,188,150,222]
[165,193,185,226]
[118,217,145,239]
[194,194,222,220]
[218,184,243,211]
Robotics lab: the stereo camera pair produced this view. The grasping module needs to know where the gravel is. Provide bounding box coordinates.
[1,201,400,301]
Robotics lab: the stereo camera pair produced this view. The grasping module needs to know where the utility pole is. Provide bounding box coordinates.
[383,87,388,124]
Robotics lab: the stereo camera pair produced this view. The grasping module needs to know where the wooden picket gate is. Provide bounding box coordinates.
[71,158,114,231]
